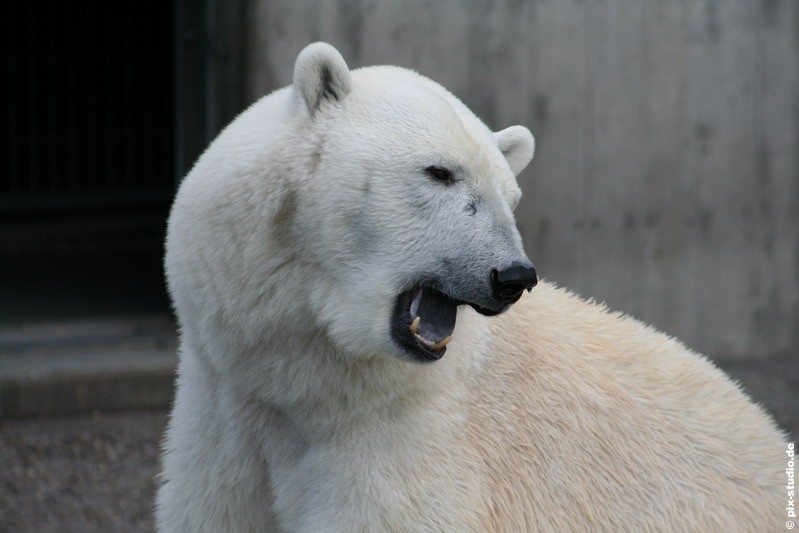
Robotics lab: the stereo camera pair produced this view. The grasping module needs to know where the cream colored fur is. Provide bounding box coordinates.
[157,43,787,532]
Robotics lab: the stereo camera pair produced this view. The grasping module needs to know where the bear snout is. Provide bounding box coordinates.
[491,261,537,305]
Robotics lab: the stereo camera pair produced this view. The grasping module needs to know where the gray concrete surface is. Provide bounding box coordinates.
[246,0,798,361]
[0,317,176,418]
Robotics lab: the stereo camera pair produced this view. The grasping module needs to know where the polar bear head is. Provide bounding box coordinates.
[167,43,537,370]
[284,43,537,363]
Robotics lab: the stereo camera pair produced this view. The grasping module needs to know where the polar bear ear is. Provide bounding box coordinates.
[293,42,352,115]
[494,126,535,176]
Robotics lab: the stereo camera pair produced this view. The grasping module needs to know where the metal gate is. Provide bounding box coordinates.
[2,1,175,214]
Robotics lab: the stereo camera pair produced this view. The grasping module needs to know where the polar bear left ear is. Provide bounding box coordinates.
[494,126,535,176]
[293,42,352,115]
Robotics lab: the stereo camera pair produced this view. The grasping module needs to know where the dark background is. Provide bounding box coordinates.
[1,1,175,325]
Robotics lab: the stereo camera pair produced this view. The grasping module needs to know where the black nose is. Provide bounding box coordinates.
[491,262,538,304]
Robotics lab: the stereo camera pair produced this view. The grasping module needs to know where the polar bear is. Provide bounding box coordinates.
[157,42,787,532]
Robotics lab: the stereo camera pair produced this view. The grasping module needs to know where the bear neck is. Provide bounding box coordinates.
[204,285,487,441]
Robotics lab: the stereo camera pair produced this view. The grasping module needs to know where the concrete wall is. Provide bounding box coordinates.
[245,0,798,360]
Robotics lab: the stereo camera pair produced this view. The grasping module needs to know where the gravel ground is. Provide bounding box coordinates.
[0,355,795,533]
[0,410,166,533]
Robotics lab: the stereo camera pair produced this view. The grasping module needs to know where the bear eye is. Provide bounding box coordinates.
[425,166,454,185]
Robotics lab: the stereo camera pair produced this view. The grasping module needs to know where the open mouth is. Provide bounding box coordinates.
[390,282,503,362]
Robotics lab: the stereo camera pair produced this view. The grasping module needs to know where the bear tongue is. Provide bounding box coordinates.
[411,288,458,347]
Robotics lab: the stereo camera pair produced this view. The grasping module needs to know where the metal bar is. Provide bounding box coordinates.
[103,1,115,194]
[175,0,209,183]
[46,4,58,195]
[84,1,97,195]
[5,1,19,196]
[25,0,37,195]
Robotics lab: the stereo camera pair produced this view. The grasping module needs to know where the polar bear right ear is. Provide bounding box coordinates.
[494,126,535,176]
[293,42,352,115]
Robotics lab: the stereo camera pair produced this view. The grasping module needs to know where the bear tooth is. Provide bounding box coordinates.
[409,316,420,334]
[432,335,453,351]
[413,332,435,348]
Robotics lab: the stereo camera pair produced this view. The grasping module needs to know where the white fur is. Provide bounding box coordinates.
[157,43,787,532]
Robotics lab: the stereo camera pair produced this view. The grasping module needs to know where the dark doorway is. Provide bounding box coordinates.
[1,2,176,325]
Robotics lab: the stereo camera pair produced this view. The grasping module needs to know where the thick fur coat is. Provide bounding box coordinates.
[157,43,787,532]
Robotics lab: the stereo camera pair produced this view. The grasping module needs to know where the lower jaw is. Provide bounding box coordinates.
[393,333,448,363]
